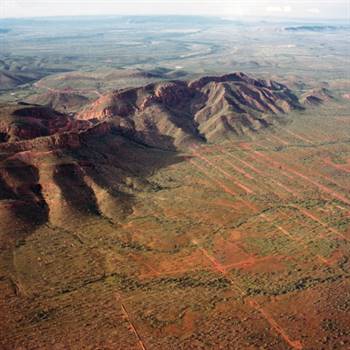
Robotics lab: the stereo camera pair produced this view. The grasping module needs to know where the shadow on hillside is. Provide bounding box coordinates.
[52,131,188,223]
[0,159,49,243]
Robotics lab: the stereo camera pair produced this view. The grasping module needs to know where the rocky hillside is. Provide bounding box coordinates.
[0,103,93,143]
[26,91,91,113]
[0,101,184,236]
[78,72,303,148]
[300,88,333,106]
[0,70,34,90]
[0,125,179,236]
[0,72,313,232]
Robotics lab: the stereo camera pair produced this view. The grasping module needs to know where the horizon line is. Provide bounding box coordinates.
[0,13,348,21]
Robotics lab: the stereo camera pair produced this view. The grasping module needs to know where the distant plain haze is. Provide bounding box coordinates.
[1,0,349,20]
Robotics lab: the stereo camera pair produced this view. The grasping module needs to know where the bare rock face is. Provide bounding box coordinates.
[78,72,303,147]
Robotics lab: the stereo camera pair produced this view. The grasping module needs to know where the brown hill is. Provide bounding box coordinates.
[300,88,333,106]
[78,72,302,148]
[26,90,91,113]
[0,72,306,232]
[0,70,33,90]
[34,68,163,94]
[0,103,91,143]
[0,102,181,234]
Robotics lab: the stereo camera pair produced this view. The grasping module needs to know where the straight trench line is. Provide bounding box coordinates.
[267,133,290,146]
[191,239,303,350]
[189,159,237,197]
[291,205,349,242]
[222,144,349,242]
[274,209,345,267]
[221,144,350,242]
[115,294,147,350]
[248,299,303,350]
[277,127,314,145]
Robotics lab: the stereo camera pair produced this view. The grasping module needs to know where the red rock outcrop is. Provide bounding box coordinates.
[77,72,303,147]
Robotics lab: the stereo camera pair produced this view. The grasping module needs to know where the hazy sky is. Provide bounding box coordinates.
[1,0,349,20]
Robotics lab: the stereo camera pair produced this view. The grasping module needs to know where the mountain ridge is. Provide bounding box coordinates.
[77,72,303,149]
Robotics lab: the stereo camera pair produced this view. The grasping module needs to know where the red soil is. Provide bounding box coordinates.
[191,239,303,349]
[115,294,147,350]
[324,157,350,174]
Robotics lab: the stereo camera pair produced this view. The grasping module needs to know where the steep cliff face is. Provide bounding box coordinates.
[77,72,302,147]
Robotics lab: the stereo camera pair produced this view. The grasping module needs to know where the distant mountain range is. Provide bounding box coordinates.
[285,25,349,32]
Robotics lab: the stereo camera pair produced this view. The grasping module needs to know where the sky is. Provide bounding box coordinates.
[0,0,349,20]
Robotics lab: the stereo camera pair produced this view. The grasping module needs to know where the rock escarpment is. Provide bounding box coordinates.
[78,72,303,148]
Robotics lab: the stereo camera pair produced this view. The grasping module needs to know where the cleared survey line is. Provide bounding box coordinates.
[223,255,286,270]
[277,127,314,144]
[248,300,303,350]
[221,150,295,195]
[260,212,332,267]
[267,133,290,146]
[246,145,350,206]
[218,145,300,194]
[238,145,350,239]
[191,239,303,350]
[189,158,258,212]
[224,143,350,241]
[273,208,346,267]
[254,138,350,196]
[242,145,350,216]
[324,158,350,175]
[193,145,348,263]
[258,135,350,190]
[191,148,254,195]
[189,159,238,197]
[224,153,295,195]
[221,158,254,180]
[291,205,349,242]
[229,140,350,228]
[115,293,147,350]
